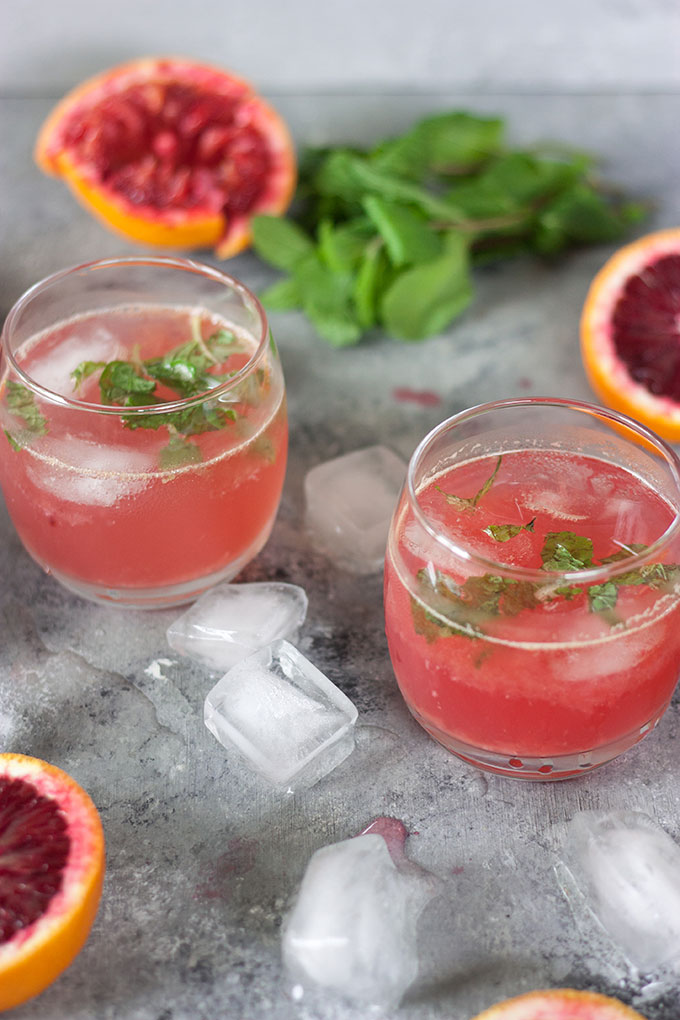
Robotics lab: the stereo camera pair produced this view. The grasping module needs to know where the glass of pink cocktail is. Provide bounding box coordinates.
[0,257,287,608]
[384,398,680,779]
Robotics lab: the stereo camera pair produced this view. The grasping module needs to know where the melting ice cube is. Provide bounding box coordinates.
[304,445,406,573]
[282,832,434,1008]
[561,810,680,972]
[167,581,308,671]
[204,640,357,789]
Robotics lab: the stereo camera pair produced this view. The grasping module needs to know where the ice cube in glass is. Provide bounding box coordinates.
[282,833,431,1008]
[562,809,680,972]
[167,581,308,671]
[204,639,357,789]
[304,445,406,573]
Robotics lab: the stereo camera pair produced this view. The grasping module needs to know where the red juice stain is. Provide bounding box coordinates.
[358,816,413,865]
[392,388,441,407]
[194,836,258,900]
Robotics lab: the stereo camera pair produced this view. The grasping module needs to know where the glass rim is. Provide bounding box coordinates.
[0,255,271,418]
[406,395,680,584]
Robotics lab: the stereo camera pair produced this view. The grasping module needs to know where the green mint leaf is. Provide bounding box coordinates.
[380,232,472,340]
[314,151,467,222]
[293,253,363,347]
[159,434,202,469]
[251,215,314,270]
[143,355,204,398]
[532,184,633,255]
[72,360,106,389]
[317,218,373,272]
[541,531,594,571]
[372,112,504,180]
[259,276,303,311]
[5,381,48,436]
[206,328,243,361]
[3,429,22,451]
[588,581,619,613]
[501,580,541,616]
[353,242,390,329]
[436,455,502,511]
[99,361,158,406]
[485,517,535,542]
[362,196,441,266]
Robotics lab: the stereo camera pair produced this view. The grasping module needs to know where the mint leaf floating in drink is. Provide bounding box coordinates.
[485,517,536,542]
[436,455,502,510]
[71,360,106,388]
[70,321,254,466]
[540,531,594,571]
[3,381,49,449]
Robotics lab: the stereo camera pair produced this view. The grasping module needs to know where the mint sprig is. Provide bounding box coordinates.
[252,110,644,344]
[72,325,246,463]
[412,530,680,641]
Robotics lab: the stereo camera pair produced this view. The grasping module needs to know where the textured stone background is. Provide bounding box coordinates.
[2,6,680,1017]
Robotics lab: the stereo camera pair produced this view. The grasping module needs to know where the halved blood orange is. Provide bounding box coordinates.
[580,227,680,441]
[470,988,646,1019]
[35,57,297,258]
[0,753,105,1012]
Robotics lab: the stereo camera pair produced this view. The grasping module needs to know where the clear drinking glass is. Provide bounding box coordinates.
[0,256,287,608]
[384,397,680,779]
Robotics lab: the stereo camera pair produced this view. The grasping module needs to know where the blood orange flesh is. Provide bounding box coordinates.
[470,988,646,1019]
[35,57,297,258]
[0,754,105,1012]
[580,227,680,440]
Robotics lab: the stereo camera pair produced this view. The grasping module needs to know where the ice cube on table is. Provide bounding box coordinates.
[204,639,357,790]
[167,581,308,671]
[282,833,433,1008]
[561,809,680,972]
[304,445,406,573]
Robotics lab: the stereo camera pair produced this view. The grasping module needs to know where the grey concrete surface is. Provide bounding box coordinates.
[2,0,680,93]
[1,91,680,1019]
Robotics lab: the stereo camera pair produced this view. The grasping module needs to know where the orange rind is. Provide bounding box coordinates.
[35,57,297,259]
[580,227,680,441]
[470,987,647,1019]
[0,753,105,1012]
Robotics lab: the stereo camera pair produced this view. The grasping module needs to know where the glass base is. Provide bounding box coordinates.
[410,706,668,781]
[41,528,272,610]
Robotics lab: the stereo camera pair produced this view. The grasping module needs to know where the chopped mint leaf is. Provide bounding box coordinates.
[71,360,106,389]
[99,361,158,406]
[437,455,502,511]
[485,517,535,542]
[541,531,593,571]
[159,434,202,469]
[5,381,48,437]
[3,429,22,451]
[588,581,618,613]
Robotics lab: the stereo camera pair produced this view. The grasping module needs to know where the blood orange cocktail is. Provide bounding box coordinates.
[0,258,287,608]
[384,399,680,779]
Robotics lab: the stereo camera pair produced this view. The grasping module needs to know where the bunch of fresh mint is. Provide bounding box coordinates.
[251,110,644,345]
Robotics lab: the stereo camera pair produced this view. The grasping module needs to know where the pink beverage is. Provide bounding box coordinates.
[384,400,680,779]
[0,258,287,608]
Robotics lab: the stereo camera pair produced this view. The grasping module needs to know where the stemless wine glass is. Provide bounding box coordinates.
[0,256,287,608]
[384,397,680,779]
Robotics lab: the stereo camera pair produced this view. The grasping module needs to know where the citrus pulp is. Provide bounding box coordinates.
[0,753,105,1011]
[35,57,297,258]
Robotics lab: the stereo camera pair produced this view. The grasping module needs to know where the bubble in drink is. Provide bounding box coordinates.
[304,445,406,573]
[167,581,308,670]
[282,833,434,1007]
[561,810,680,972]
[203,640,357,790]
